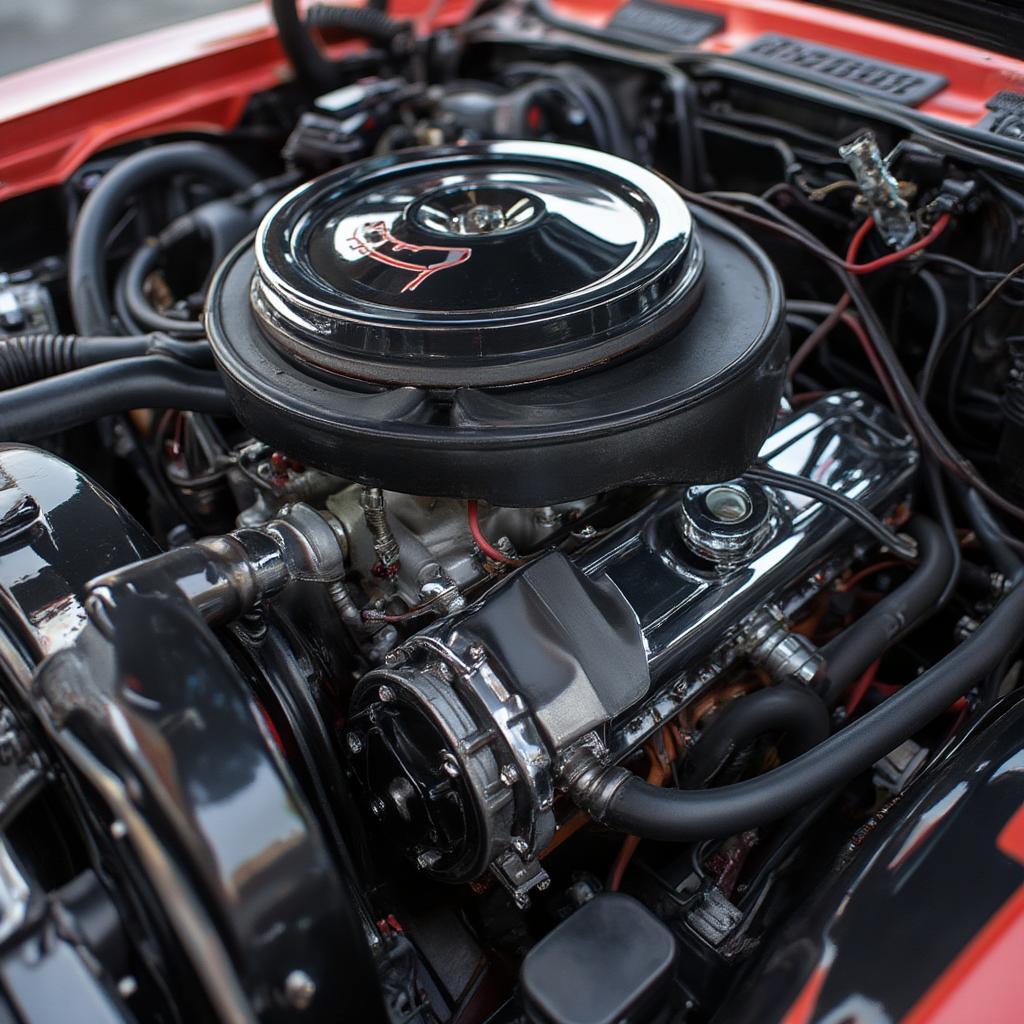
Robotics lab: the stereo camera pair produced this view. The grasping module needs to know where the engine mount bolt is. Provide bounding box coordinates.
[370,798,387,819]
[283,970,317,1011]
[510,837,529,856]
[441,754,460,778]
[347,733,363,755]
[468,643,485,661]
[500,765,519,786]
[378,685,396,703]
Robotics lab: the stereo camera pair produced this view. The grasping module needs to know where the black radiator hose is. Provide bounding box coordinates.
[569,577,1024,842]
[818,517,955,707]
[960,486,1024,585]
[0,333,211,388]
[0,357,230,440]
[69,142,256,336]
[682,683,830,787]
[271,0,339,93]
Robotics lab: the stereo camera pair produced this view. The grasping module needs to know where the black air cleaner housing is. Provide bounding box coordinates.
[207,141,786,505]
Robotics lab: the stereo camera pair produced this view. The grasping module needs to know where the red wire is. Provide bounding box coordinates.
[844,214,951,274]
[846,218,876,264]
[467,500,520,565]
[789,215,951,382]
[845,659,881,717]
[838,311,905,412]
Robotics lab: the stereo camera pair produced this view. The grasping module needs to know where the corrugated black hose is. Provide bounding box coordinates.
[271,0,396,94]
[0,333,211,389]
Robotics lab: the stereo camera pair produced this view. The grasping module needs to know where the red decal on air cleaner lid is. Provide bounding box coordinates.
[349,220,471,293]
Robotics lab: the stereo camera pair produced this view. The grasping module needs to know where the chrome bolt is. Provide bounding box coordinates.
[370,798,386,820]
[417,849,442,870]
[535,506,561,528]
[441,754,460,778]
[499,765,519,786]
[495,535,518,558]
[283,970,317,1011]
[346,733,363,755]
[378,685,396,703]
[954,615,979,641]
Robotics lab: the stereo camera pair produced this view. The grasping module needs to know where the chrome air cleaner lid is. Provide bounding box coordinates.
[250,140,704,386]
[207,140,786,505]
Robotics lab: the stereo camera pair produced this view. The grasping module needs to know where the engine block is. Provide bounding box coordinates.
[346,392,918,905]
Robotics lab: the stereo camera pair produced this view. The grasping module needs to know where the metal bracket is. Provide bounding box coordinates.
[490,849,550,910]
[839,130,917,248]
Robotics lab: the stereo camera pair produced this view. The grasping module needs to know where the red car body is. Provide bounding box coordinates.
[4,0,1024,205]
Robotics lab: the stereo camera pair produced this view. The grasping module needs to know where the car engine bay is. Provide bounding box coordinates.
[1,2,1024,1022]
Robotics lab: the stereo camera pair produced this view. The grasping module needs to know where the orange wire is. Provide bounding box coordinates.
[837,559,911,593]
[607,733,676,891]
[845,659,881,716]
[790,592,832,637]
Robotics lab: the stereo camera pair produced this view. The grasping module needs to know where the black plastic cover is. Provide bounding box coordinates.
[736,34,946,105]
[520,893,677,1024]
